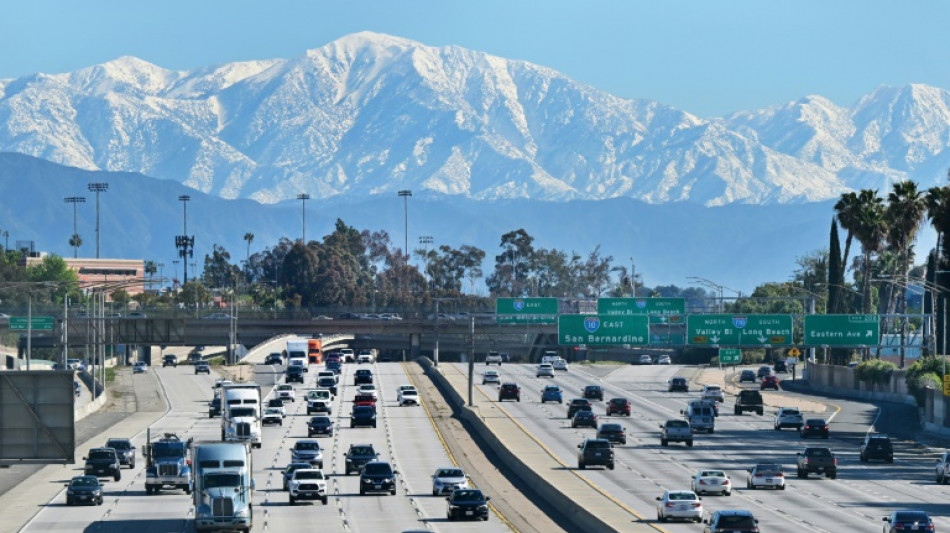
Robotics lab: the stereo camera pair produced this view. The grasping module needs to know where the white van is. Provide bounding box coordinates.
[541,351,560,365]
[681,400,715,433]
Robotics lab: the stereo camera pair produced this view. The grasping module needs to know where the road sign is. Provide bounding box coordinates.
[803,315,880,346]
[495,297,559,315]
[718,348,741,364]
[558,314,649,345]
[788,347,802,358]
[9,316,55,331]
[496,315,557,325]
[598,297,685,316]
[944,375,950,396]
[687,314,792,346]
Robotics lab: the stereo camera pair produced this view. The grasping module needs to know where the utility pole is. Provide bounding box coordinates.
[64,196,86,258]
[419,235,433,290]
[297,193,310,243]
[87,182,108,258]
[175,195,194,285]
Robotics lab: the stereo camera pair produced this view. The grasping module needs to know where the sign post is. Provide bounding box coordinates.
[558,315,649,346]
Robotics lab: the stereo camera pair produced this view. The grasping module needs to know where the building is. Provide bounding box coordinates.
[23,254,145,297]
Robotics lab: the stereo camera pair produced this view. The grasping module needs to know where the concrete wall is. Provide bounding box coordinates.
[806,362,916,405]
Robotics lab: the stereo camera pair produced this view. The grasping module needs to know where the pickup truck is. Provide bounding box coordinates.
[734,390,764,416]
[796,447,837,479]
[660,419,694,447]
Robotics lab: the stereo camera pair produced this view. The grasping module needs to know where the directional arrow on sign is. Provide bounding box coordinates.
[758,336,767,343]
[710,335,720,344]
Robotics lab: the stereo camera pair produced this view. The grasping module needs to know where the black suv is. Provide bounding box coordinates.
[577,438,614,470]
[264,353,283,365]
[308,416,334,437]
[860,434,893,463]
[667,377,689,392]
[84,448,122,481]
[583,385,604,401]
[351,405,377,428]
[162,355,178,367]
[359,461,398,495]
[344,444,380,475]
[286,365,304,383]
[567,398,592,418]
[104,438,135,468]
[354,368,373,385]
[498,383,520,402]
[208,396,221,418]
[773,360,788,373]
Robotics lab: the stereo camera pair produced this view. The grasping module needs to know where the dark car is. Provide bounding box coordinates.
[65,475,104,506]
[597,423,626,445]
[286,365,304,383]
[161,355,178,367]
[360,461,398,495]
[446,488,491,521]
[756,365,772,378]
[351,405,377,428]
[208,396,222,418]
[773,360,788,373]
[264,353,283,365]
[606,397,631,416]
[577,438,614,470]
[84,448,122,481]
[354,368,373,385]
[583,385,604,401]
[703,510,759,533]
[345,444,380,475]
[667,377,689,392]
[280,461,312,490]
[760,375,780,390]
[572,410,598,429]
[567,398,593,418]
[800,418,830,439]
[860,434,894,463]
[104,438,135,469]
[308,416,334,437]
[739,370,757,383]
[317,376,338,395]
[194,361,211,374]
[498,382,520,402]
[326,360,342,374]
[267,398,285,410]
[883,510,934,533]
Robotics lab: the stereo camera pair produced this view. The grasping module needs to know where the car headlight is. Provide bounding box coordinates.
[66,488,74,495]
[234,508,249,518]
[384,478,393,483]
[345,458,352,463]
[93,490,101,496]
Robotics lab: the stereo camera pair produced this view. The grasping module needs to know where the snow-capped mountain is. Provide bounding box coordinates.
[0,32,947,207]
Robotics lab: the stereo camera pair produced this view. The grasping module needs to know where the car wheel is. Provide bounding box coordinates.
[130,460,135,469]
[658,514,666,522]
[433,490,438,496]
[686,440,693,447]
[661,439,668,446]
[578,462,585,470]
[322,497,328,505]
[114,473,121,482]
[797,469,805,478]
[746,481,752,489]
[829,472,837,479]
[447,513,454,521]
[780,484,786,490]
[608,463,615,470]
[886,457,894,463]
[724,491,731,497]
[757,408,763,415]
[360,488,365,496]
[774,425,779,431]
[390,489,396,495]
[66,498,73,506]
[97,497,103,505]
[289,496,295,505]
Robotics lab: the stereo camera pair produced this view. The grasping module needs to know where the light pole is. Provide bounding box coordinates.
[687,276,741,313]
[419,235,433,290]
[157,263,165,293]
[297,193,310,243]
[64,196,86,258]
[398,190,412,259]
[87,182,108,258]
[630,258,638,297]
[176,195,194,285]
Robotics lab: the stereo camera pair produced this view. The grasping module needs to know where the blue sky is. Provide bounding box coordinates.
[2,1,946,117]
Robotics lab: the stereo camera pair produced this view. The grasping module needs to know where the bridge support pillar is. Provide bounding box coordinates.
[410,333,421,360]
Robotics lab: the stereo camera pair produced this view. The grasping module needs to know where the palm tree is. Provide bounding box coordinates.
[243,232,254,280]
[926,185,950,264]
[885,181,926,312]
[834,191,862,276]
[852,189,887,315]
[144,260,157,290]
[68,234,82,255]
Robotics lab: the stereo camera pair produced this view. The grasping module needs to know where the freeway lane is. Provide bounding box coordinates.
[447,362,950,533]
[22,358,514,533]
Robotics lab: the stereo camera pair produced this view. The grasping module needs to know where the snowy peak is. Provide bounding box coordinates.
[0,33,948,206]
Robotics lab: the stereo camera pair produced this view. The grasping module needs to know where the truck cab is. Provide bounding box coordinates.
[221,384,262,449]
[192,442,253,532]
[144,431,193,494]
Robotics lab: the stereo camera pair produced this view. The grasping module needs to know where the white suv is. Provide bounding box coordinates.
[397,387,419,406]
[485,351,503,365]
[774,407,804,430]
[702,385,724,403]
[536,364,555,378]
[288,469,328,505]
[552,358,569,371]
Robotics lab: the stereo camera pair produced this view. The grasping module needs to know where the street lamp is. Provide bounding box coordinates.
[87,182,108,258]
[687,276,741,313]
[398,190,412,259]
[156,262,165,293]
[64,196,86,258]
[297,193,310,243]
[176,195,194,285]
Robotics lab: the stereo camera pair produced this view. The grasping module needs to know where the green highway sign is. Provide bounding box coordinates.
[558,314,649,345]
[495,297,559,315]
[804,314,880,346]
[718,348,742,364]
[598,297,685,316]
[9,316,55,330]
[496,315,557,325]
[687,314,792,346]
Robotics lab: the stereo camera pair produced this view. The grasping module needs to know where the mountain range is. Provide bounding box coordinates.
[0,32,946,292]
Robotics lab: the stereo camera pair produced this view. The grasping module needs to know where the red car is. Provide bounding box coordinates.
[760,376,780,390]
[606,398,631,416]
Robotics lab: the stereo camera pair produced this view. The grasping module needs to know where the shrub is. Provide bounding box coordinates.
[905,356,948,405]
[853,359,897,385]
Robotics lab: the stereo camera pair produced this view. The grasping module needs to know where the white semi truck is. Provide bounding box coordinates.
[192,441,253,532]
[220,383,262,449]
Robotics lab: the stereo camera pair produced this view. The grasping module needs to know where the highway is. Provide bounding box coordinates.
[19,360,515,533]
[444,362,950,533]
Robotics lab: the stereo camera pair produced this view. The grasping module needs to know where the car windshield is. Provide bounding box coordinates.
[437,469,464,478]
[265,408,281,415]
[354,406,374,414]
[268,400,283,406]
[668,492,697,501]
[350,446,374,456]
[719,515,756,527]
[204,473,241,488]
[601,424,622,431]
[894,511,930,522]
[230,407,255,417]
[277,385,291,391]
[71,477,98,487]
[363,463,392,475]
[295,470,324,480]
[452,490,484,501]
[153,445,184,459]
[572,400,588,405]
[575,411,593,417]
[585,440,609,449]
[106,440,130,449]
[705,386,720,391]
[295,442,320,451]
[666,420,688,428]
[311,417,331,425]
[89,451,114,460]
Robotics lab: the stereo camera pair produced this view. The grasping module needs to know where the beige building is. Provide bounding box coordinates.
[24,255,145,296]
